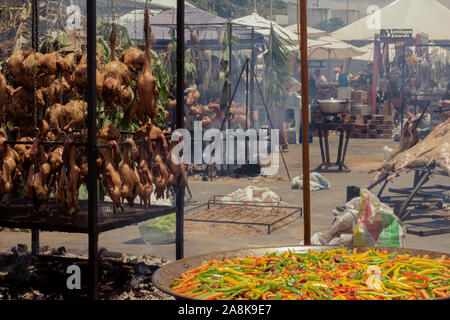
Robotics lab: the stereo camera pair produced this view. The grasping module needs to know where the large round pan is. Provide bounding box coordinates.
[152,245,450,300]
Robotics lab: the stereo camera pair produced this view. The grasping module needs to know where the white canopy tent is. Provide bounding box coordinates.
[332,0,450,41]
[232,12,299,43]
[285,24,328,39]
[353,42,397,62]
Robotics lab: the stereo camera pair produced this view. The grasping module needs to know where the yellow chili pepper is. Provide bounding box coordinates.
[382,263,401,277]
[385,280,414,291]
[358,293,378,300]
[392,265,403,281]
[216,267,243,275]
[417,269,442,276]
[332,295,347,300]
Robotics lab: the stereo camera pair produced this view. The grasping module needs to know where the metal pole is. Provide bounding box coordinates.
[228,22,232,130]
[250,27,255,128]
[246,59,249,131]
[400,44,405,135]
[298,0,311,245]
[31,0,39,257]
[87,0,99,301]
[176,0,185,260]
[372,35,380,115]
[346,0,349,24]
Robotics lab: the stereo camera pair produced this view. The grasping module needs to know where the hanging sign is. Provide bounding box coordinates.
[380,29,413,40]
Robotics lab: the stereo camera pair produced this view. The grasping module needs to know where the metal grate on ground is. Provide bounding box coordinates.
[184,196,302,234]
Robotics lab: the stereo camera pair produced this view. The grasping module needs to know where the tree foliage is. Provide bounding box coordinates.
[188,0,287,19]
[263,27,292,112]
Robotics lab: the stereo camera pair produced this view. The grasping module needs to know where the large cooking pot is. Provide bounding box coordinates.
[152,245,450,300]
[317,99,348,114]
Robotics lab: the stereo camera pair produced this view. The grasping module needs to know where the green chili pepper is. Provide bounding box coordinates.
[227,288,248,299]
[426,287,435,299]
[210,284,247,293]
[170,280,183,287]
[196,292,217,299]
[282,285,303,295]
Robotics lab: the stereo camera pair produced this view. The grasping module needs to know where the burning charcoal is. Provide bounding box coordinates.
[134,262,156,276]
[98,248,123,259]
[128,277,140,290]
[119,292,130,300]
[56,247,67,255]
[129,256,139,264]
[17,244,28,253]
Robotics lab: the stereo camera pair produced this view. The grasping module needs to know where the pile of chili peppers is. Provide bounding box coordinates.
[170,247,450,300]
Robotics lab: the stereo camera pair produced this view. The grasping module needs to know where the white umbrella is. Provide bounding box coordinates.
[232,12,298,43]
[308,36,367,81]
[308,36,366,60]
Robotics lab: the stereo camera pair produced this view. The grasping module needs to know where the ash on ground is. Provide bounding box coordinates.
[0,245,174,300]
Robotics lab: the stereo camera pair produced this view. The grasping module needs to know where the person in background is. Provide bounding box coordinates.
[338,67,349,88]
[314,69,327,86]
[308,70,317,102]
[334,67,342,82]
[438,82,450,121]
[441,82,450,103]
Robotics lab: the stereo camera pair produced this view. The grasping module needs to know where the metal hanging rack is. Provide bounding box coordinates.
[0,0,187,300]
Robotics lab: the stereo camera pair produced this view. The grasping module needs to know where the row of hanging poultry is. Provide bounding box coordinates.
[0,9,188,217]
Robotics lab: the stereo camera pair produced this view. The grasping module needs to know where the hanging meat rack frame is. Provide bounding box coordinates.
[0,0,187,300]
[368,165,450,236]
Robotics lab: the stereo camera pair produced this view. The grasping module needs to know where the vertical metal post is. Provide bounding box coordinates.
[228,22,232,130]
[31,0,39,256]
[250,27,255,128]
[245,59,249,131]
[372,35,380,115]
[176,0,185,260]
[31,231,39,256]
[400,44,406,135]
[87,0,99,300]
[298,0,311,245]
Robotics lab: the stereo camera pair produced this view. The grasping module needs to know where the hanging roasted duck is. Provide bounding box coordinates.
[23,138,51,214]
[126,8,159,125]
[119,138,140,207]
[55,139,82,217]
[98,124,124,214]
[0,129,20,206]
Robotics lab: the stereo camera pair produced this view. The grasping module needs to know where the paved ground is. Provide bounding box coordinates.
[1,135,449,260]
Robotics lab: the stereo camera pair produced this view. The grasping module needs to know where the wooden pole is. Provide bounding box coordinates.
[298,0,311,245]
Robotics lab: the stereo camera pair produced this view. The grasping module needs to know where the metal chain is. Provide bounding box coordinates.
[134,0,137,46]
[117,0,120,24]
[32,0,39,136]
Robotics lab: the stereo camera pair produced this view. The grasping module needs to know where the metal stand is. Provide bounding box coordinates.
[0,0,187,300]
[312,115,351,172]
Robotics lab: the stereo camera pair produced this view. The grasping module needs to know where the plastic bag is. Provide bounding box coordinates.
[353,189,406,248]
[139,214,176,245]
[221,186,281,203]
[291,172,331,191]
